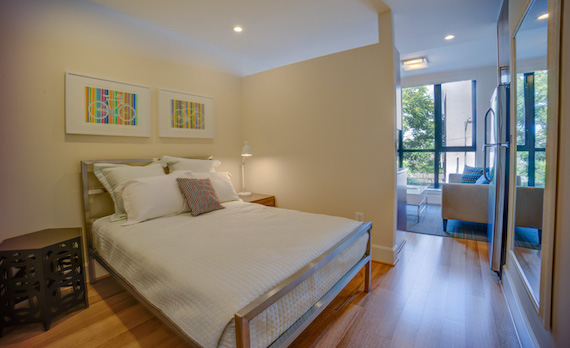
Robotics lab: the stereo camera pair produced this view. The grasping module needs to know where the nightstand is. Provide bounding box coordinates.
[0,228,87,336]
[241,193,276,207]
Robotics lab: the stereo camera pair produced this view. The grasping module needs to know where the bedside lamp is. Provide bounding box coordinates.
[238,141,252,197]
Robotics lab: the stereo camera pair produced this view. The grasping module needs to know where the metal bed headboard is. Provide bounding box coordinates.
[80,156,212,251]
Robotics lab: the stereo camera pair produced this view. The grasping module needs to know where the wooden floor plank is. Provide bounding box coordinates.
[0,232,520,348]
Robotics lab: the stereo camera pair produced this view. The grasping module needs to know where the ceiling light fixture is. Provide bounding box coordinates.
[445,34,455,40]
[401,57,429,71]
[537,13,549,20]
[233,26,243,33]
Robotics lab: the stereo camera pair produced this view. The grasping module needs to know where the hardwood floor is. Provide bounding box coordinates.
[0,232,520,348]
[292,232,519,348]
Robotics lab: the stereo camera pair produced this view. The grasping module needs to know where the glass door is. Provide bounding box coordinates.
[512,0,548,308]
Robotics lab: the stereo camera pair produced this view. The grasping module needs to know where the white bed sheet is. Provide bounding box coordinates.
[93,201,367,348]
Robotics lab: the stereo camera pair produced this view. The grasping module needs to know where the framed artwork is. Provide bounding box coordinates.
[159,89,214,138]
[65,72,151,137]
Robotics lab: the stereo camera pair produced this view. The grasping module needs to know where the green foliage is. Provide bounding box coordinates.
[535,152,546,187]
[517,151,529,186]
[516,70,548,187]
[534,70,548,148]
[516,74,526,146]
[403,152,434,185]
[516,71,547,148]
[402,86,434,149]
[402,86,436,184]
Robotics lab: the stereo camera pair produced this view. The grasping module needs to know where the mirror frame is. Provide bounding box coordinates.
[507,0,561,329]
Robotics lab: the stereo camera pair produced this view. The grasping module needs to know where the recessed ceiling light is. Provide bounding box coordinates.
[233,26,243,33]
[537,13,549,20]
[445,34,455,40]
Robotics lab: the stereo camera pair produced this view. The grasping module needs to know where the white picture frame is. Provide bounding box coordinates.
[65,72,151,137]
[159,89,214,138]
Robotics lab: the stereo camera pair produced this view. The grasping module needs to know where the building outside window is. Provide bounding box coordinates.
[399,80,476,188]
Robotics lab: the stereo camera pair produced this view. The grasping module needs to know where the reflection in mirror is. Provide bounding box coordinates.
[513,0,548,304]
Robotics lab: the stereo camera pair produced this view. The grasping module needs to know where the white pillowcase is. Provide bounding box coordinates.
[93,162,166,221]
[161,155,221,173]
[120,171,193,225]
[188,172,239,203]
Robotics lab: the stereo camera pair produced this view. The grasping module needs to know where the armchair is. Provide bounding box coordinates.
[441,174,541,242]
[441,174,488,231]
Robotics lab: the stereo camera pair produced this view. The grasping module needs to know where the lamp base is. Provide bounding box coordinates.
[238,191,252,197]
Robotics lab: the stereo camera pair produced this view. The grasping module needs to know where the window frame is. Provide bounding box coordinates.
[398,80,477,188]
[517,71,546,187]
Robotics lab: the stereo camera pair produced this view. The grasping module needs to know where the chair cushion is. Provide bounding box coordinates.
[475,175,490,184]
[461,166,485,183]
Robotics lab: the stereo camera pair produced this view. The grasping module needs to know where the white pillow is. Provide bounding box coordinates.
[120,172,192,225]
[188,172,239,203]
[161,155,221,173]
[93,162,165,220]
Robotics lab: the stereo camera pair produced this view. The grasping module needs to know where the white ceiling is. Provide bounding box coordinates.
[384,0,501,77]
[86,0,504,77]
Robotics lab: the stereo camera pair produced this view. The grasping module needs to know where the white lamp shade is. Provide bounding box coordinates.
[241,141,252,156]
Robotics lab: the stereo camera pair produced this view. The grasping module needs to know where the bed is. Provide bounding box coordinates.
[81,157,372,348]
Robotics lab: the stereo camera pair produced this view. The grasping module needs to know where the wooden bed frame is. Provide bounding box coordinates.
[80,157,372,348]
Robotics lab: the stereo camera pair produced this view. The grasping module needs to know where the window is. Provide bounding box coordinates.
[399,80,476,188]
[516,70,547,187]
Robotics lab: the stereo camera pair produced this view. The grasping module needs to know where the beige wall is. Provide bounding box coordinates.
[0,1,399,263]
[241,11,398,263]
[552,0,570,345]
[0,0,242,241]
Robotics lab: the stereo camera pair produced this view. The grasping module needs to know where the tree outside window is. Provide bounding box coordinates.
[400,80,476,188]
[401,86,436,185]
[516,70,547,187]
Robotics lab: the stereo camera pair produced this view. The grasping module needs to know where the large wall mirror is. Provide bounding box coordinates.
[512,0,548,309]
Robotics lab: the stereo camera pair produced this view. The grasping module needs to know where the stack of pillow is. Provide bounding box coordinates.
[93,156,240,225]
[460,165,490,185]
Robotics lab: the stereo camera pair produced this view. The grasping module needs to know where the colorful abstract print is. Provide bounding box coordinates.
[86,87,137,126]
[171,99,205,129]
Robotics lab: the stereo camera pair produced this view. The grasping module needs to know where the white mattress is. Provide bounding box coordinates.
[93,201,368,348]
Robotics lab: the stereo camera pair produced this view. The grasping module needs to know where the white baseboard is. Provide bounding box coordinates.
[84,259,109,282]
[426,188,442,205]
[93,260,109,279]
[371,243,401,265]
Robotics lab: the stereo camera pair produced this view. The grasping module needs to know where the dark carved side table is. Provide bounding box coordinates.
[0,228,88,336]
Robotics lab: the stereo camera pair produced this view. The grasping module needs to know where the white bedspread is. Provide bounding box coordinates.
[93,201,365,348]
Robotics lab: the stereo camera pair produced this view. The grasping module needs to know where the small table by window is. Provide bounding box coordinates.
[241,193,276,207]
[406,185,428,222]
[0,228,88,336]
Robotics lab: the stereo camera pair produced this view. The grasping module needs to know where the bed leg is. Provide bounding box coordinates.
[364,259,371,293]
[88,256,97,284]
[235,314,251,348]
